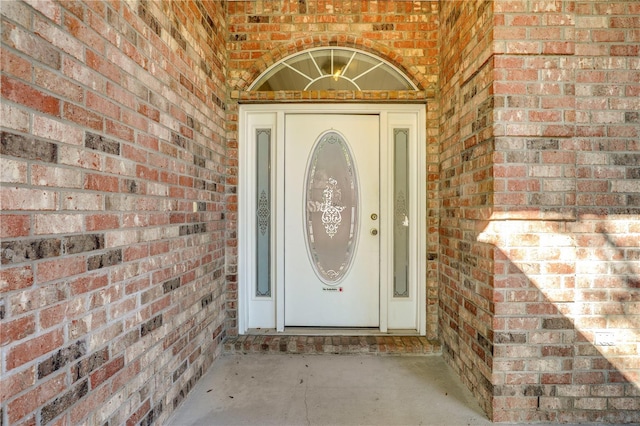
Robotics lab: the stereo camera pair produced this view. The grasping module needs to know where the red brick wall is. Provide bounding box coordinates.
[487,0,640,422]
[438,0,496,418]
[1,1,227,424]
[440,0,639,422]
[226,0,438,93]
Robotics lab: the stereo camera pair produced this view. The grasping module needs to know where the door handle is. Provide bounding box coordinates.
[370,228,378,236]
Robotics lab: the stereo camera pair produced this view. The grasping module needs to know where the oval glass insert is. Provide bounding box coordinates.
[304,131,359,285]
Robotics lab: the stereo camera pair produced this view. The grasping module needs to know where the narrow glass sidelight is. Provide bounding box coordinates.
[256,129,271,297]
[305,131,359,285]
[394,129,410,297]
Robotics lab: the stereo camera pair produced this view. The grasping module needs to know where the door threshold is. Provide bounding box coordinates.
[246,328,421,336]
[225,333,441,355]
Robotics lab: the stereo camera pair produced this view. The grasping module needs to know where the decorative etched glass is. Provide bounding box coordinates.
[394,129,409,297]
[305,132,358,284]
[256,129,271,297]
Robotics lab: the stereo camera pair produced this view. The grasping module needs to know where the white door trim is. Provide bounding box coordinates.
[238,104,427,335]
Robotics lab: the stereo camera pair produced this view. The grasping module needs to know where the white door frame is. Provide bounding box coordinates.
[238,103,426,334]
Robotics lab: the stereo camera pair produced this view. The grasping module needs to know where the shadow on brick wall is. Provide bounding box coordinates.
[484,219,640,423]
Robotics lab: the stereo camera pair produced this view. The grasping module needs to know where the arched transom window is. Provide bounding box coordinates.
[250,47,417,91]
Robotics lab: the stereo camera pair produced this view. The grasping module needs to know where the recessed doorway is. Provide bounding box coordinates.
[238,104,426,334]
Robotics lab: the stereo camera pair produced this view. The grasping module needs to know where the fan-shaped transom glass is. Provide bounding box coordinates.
[250,47,417,91]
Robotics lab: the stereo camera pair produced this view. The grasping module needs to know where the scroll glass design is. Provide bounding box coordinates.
[256,129,271,297]
[394,129,410,297]
[304,132,358,284]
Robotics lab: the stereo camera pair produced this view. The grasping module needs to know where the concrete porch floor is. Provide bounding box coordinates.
[168,351,494,426]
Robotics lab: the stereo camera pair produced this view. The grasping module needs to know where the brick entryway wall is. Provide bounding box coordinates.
[1,1,638,424]
[1,1,228,424]
[439,0,639,422]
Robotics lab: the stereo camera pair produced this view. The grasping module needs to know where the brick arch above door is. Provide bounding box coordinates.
[230,36,432,94]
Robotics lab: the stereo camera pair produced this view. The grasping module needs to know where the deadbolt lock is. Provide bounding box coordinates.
[371,213,378,220]
[371,228,378,236]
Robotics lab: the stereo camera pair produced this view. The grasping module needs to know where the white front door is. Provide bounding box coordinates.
[239,104,427,334]
[284,114,380,327]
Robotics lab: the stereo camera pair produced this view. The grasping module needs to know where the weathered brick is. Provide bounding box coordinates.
[38,340,87,379]
[1,238,61,264]
[526,138,559,150]
[41,379,88,423]
[138,3,161,35]
[162,277,180,294]
[171,132,187,148]
[201,292,213,308]
[179,223,207,236]
[623,112,639,124]
[142,401,164,426]
[542,317,573,329]
[71,347,109,382]
[87,249,123,270]
[612,153,640,166]
[140,314,163,336]
[84,132,120,155]
[1,131,58,163]
[495,332,527,344]
[172,361,188,382]
[63,234,105,255]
